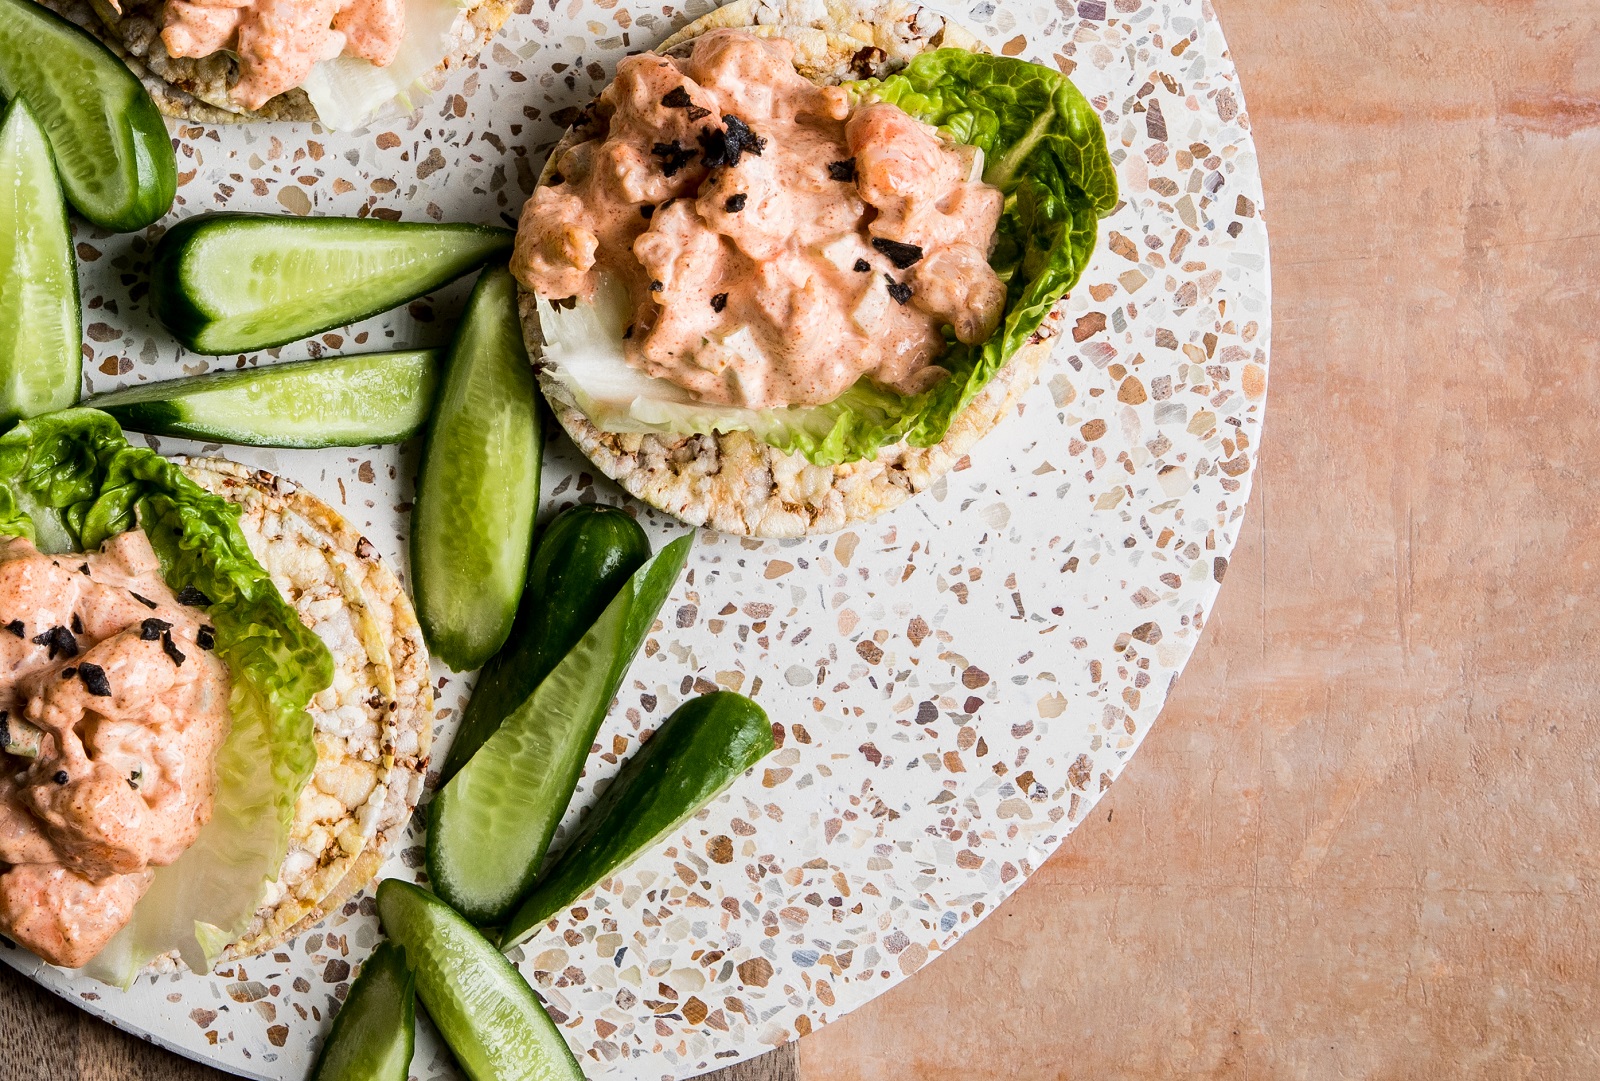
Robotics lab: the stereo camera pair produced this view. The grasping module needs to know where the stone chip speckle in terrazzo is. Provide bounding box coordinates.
[0,0,1269,1077]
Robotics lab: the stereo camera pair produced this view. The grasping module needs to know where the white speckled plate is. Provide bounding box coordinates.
[0,0,1269,1076]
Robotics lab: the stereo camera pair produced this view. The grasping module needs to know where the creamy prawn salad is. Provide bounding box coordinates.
[0,410,330,983]
[516,30,1118,465]
[145,0,485,126]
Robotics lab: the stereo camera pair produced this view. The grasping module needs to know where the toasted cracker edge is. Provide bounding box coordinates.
[177,458,431,963]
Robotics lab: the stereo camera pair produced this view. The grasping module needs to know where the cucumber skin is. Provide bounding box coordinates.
[501,692,773,948]
[309,941,415,1081]
[376,880,583,1081]
[150,213,513,354]
[439,504,651,784]
[89,349,440,448]
[0,98,79,427]
[425,534,692,925]
[411,264,540,672]
[0,0,175,232]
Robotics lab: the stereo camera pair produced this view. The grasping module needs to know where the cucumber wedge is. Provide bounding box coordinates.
[0,0,175,232]
[376,879,582,1081]
[89,349,440,448]
[411,265,539,671]
[427,535,692,925]
[0,98,79,427]
[151,213,512,354]
[501,692,773,950]
[439,505,651,784]
[310,940,415,1081]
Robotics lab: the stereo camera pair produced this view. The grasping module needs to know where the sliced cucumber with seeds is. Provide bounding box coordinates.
[426,535,692,925]
[501,691,773,950]
[0,0,175,232]
[0,98,79,427]
[309,940,415,1081]
[89,349,440,448]
[376,879,582,1081]
[411,264,540,672]
[151,213,512,354]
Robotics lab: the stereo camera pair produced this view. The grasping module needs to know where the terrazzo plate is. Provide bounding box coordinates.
[0,0,1270,1076]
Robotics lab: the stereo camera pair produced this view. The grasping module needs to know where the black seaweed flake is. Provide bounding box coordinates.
[854,258,872,273]
[872,237,925,269]
[828,159,857,182]
[78,663,111,697]
[687,105,712,122]
[698,115,765,169]
[161,631,185,667]
[4,620,21,638]
[78,564,89,576]
[661,86,692,108]
[129,592,158,610]
[139,618,172,642]
[650,140,697,177]
[650,280,664,293]
[0,711,9,747]
[640,203,656,220]
[60,667,75,679]
[175,586,211,607]
[196,625,215,651]
[31,626,77,660]
[710,293,728,313]
[723,193,747,213]
[53,771,67,785]
[885,275,914,305]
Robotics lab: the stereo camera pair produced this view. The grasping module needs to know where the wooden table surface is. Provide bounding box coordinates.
[5,0,1597,1077]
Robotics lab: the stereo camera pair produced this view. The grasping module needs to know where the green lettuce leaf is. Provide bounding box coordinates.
[544,49,1117,466]
[0,408,332,984]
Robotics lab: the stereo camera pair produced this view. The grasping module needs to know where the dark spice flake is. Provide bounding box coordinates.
[828,159,857,182]
[710,293,729,313]
[31,626,77,660]
[129,591,158,609]
[197,625,216,651]
[640,203,656,219]
[872,237,924,269]
[140,618,172,642]
[650,280,664,292]
[70,613,83,635]
[60,667,76,679]
[723,193,747,213]
[176,586,211,607]
[885,275,914,305]
[661,86,692,108]
[650,140,697,177]
[78,564,90,576]
[161,631,185,668]
[53,771,68,785]
[854,258,872,273]
[78,662,112,697]
[5,620,22,638]
[698,115,765,169]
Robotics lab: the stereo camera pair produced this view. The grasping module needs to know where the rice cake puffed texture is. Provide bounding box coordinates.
[167,458,431,967]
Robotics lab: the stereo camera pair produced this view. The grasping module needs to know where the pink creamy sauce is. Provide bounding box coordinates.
[0,532,230,968]
[512,30,1007,410]
[158,0,406,110]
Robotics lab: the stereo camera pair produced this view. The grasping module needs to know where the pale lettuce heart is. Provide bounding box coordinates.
[299,0,474,132]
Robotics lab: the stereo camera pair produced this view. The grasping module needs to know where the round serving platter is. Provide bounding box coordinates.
[0,0,1269,1076]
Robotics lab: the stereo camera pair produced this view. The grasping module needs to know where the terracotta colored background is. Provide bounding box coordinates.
[4,0,1598,1077]
[801,0,1600,1076]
